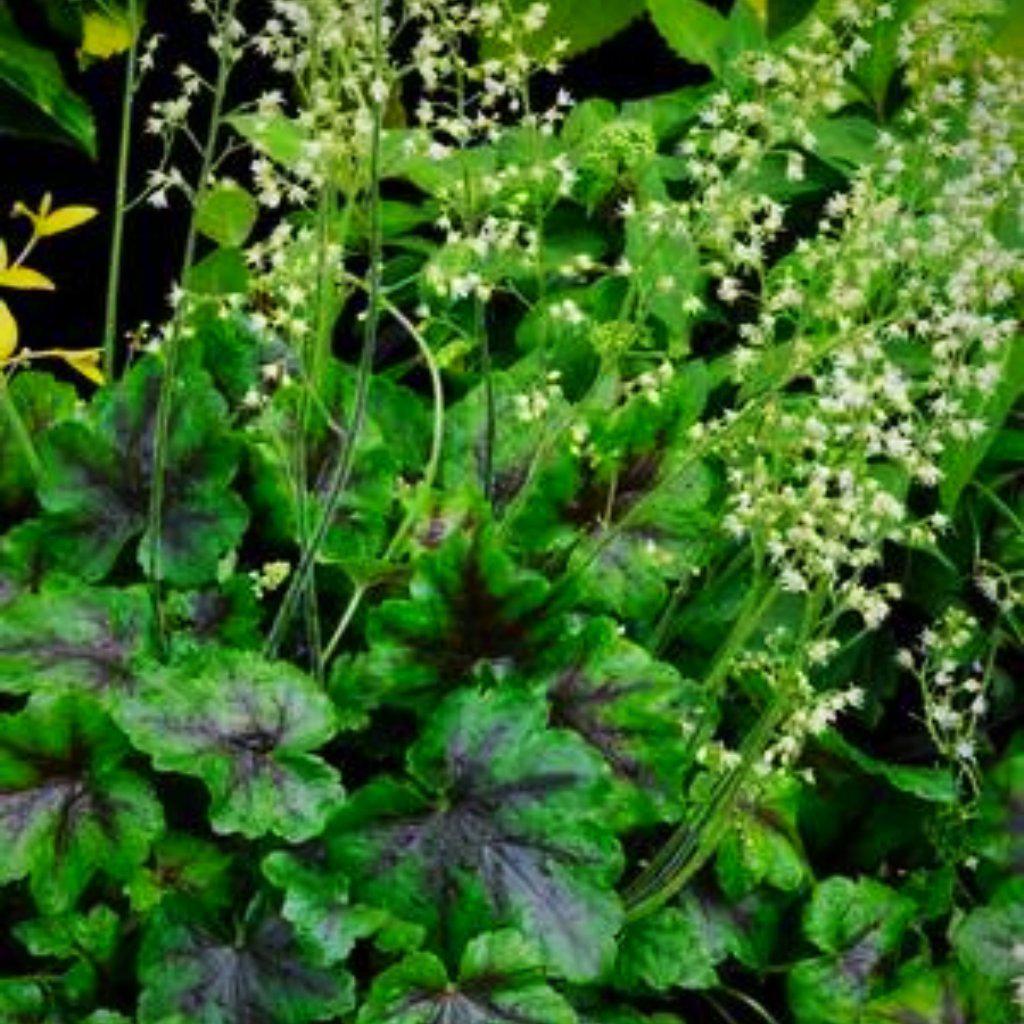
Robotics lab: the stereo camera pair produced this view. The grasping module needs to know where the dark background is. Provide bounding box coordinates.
[1,3,711,355]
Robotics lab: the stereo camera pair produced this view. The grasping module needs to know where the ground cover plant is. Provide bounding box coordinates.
[0,0,1022,1021]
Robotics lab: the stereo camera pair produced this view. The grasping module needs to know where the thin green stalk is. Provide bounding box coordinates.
[321,290,445,663]
[476,296,495,502]
[101,0,140,381]
[623,698,785,920]
[147,0,239,653]
[264,0,387,658]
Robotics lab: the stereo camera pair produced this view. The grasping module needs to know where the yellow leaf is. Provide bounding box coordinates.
[0,239,7,271]
[0,266,56,291]
[53,348,104,386]
[37,206,99,238]
[0,301,18,362]
[81,12,135,60]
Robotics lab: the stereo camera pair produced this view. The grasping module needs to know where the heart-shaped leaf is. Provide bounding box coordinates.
[117,648,343,841]
[138,908,354,1024]
[538,616,705,825]
[329,688,623,982]
[358,930,578,1024]
[0,585,151,704]
[38,356,248,587]
[0,696,164,912]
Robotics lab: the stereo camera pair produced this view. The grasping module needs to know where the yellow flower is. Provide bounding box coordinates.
[12,193,99,238]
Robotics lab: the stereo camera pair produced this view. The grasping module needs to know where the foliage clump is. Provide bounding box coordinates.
[0,0,1022,1022]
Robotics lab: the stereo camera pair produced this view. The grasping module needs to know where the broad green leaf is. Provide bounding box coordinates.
[227,112,308,167]
[354,526,562,711]
[613,905,719,992]
[117,648,342,841]
[0,5,95,154]
[15,905,120,963]
[536,616,705,825]
[358,931,578,1024]
[816,731,956,804]
[329,688,623,982]
[788,876,917,1024]
[187,246,250,295]
[647,0,729,74]
[195,183,259,249]
[0,585,151,703]
[0,371,76,513]
[38,356,248,586]
[138,908,355,1024]
[247,360,403,572]
[715,776,808,899]
[976,750,1024,872]
[482,0,644,59]
[0,696,164,912]
[262,851,392,966]
[125,832,234,915]
[952,902,1024,985]
[803,877,914,957]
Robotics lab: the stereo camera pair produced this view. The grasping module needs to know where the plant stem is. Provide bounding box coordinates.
[321,284,445,663]
[101,0,140,382]
[146,0,239,654]
[264,0,387,659]
[623,698,785,920]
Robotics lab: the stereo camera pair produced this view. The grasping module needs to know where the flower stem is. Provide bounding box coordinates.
[264,0,387,659]
[101,0,140,382]
[147,0,239,654]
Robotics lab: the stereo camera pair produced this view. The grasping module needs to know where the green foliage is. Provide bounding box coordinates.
[0,3,96,153]
[37,357,248,585]
[1,2,1022,1023]
[118,648,342,840]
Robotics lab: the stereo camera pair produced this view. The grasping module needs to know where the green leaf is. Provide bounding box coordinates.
[0,585,151,704]
[0,371,76,513]
[195,183,258,248]
[803,877,914,956]
[0,696,164,912]
[0,5,96,154]
[117,648,343,841]
[15,905,120,963]
[715,776,808,899]
[329,688,623,982]
[125,832,234,915]
[788,876,917,1024]
[187,246,250,295]
[262,851,392,966]
[358,930,579,1024]
[816,731,957,804]
[952,902,1024,985]
[976,750,1024,872]
[484,0,644,59]
[246,360,402,570]
[38,356,249,587]
[647,0,729,74]
[614,905,719,991]
[355,526,562,711]
[138,907,355,1024]
[227,112,308,167]
[538,616,705,826]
